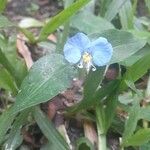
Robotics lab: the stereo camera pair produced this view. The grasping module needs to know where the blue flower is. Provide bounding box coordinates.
[63,32,113,71]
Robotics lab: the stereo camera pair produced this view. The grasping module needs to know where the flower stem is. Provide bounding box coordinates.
[97,131,106,150]
[96,105,107,150]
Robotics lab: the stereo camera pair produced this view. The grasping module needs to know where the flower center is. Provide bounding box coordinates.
[77,52,96,72]
[82,52,92,63]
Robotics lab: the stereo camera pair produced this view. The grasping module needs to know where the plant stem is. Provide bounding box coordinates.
[97,131,106,150]
[96,105,107,150]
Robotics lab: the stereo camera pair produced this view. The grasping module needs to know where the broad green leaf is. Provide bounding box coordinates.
[4,109,30,150]
[34,107,69,150]
[104,0,127,21]
[76,137,94,150]
[119,0,133,29]
[11,54,76,114]
[123,129,150,147]
[38,0,90,41]
[90,29,146,64]
[0,15,14,28]
[0,54,76,144]
[0,0,7,13]
[0,67,17,94]
[71,11,114,34]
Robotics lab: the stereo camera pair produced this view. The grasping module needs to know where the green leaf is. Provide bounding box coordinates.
[0,48,22,87]
[119,0,133,29]
[0,54,76,144]
[0,15,14,28]
[90,29,146,64]
[96,103,106,134]
[19,28,36,44]
[104,0,127,21]
[55,0,74,52]
[71,11,114,34]
[34,106,69,150]
[145,0,150,13]
[111,116,124,135]
[139,107,150,121]
[83,67,105,101]
[0,36,27,87]
[105,92,118,132]
[11,54,76,114]
[4,109,30,150]
[38,0,90,41]
[0,0,7,13]
[98,0,112,17]
[122,96,141,144]
[0,107,16,144]
[0,67,17,94]
[76,137,94,150]
[121,44,150,66]
[140,142,150,150]
[123,129,150,147]
[129,30,150,40]
[123,52,150,83]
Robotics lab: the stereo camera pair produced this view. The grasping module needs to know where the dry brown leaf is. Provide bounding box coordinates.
[83,120,97,145]
[47,34,57,43]
[16,33,33,69]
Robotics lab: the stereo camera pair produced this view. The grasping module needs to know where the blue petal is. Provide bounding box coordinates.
[65,32,90,51]
[64,44,81,64]
[63,33,90,64]
[88,37,113,66]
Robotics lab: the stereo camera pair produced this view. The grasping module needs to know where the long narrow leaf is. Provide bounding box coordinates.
[38,0,90,41]
[104,0,127,21]
[34,107,69,150]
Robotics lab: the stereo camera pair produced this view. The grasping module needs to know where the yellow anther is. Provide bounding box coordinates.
[82,52,92,63]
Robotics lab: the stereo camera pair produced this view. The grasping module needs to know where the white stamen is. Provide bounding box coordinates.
[92,65,96,71]
[77,61,83,68]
